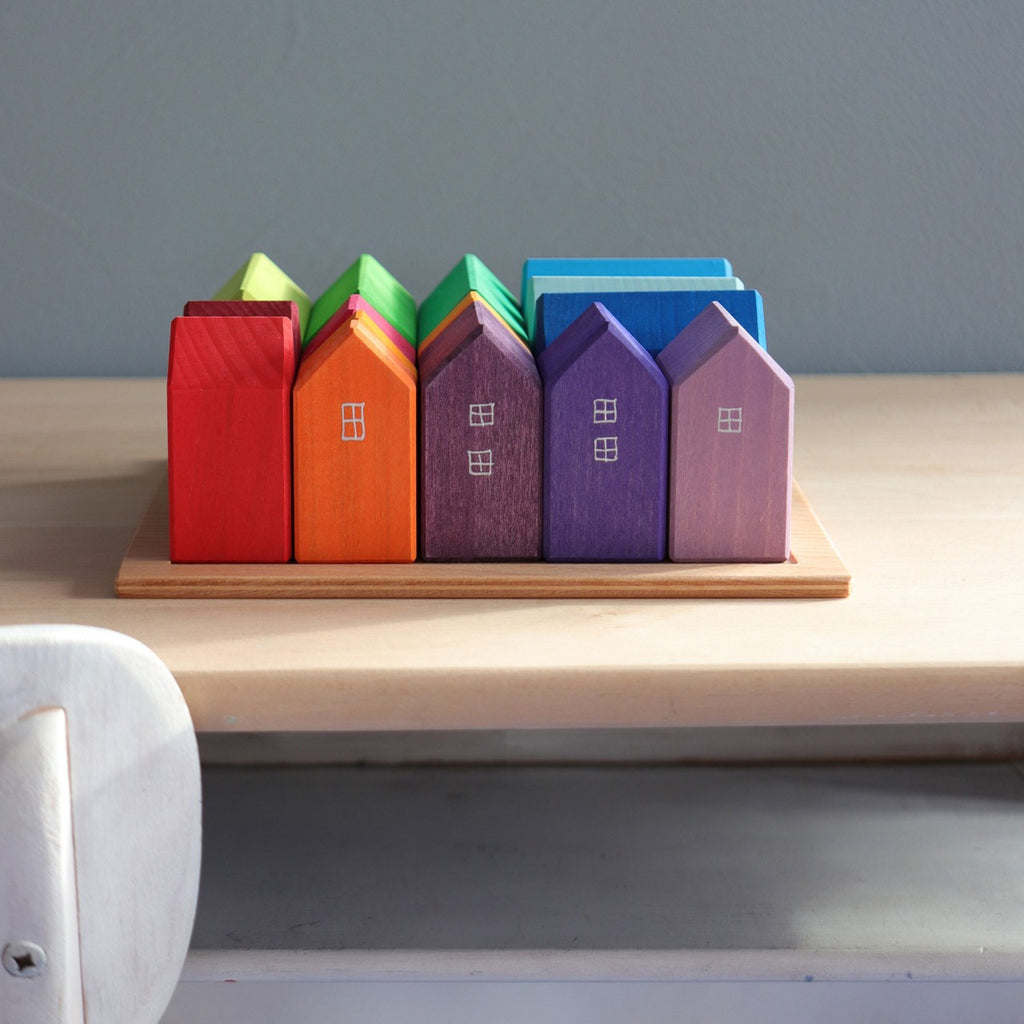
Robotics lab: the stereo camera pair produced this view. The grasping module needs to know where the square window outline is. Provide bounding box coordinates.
[717,407,743,433]
[594,436,619,462]
[341,402,366,441]
[469,402,496,427]
[467,449,494,476]
[593,397,618,424]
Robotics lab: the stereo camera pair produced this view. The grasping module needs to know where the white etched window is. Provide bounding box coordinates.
[594,436,619,463]
[469,402,495,427]
[341,402,366,441]
[467,449,494,476]
[593,397,617,424]
[717,407,742,433]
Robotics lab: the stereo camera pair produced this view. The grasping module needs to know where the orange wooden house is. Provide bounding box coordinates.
[292,308,417,562]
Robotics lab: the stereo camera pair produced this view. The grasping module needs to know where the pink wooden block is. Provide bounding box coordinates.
[303,294,416,365]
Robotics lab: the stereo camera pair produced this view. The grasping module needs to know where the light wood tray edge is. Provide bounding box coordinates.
[116,478,850,599]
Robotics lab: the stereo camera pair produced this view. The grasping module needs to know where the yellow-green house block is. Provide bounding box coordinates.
[213,253,311,337]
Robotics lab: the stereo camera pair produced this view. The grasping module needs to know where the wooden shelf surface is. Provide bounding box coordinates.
[2,375,1023,733]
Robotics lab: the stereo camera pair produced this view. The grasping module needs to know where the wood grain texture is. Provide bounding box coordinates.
[303,293,416,365]
[117,477,845,597]
[521,257,733,310]
[535,289,765,354]
[539,303,668,561]
[211,252,310,337]
[292,311,417,563]
[419,299,542,561]
[304,253,416,346]
[0,625,200,1024]
[183,300,302,359]
[19,375,1024,737]
[418,289,529,354]
[525,275,745,338]
[658,302,794,562]
[418,254,526,345]
[167,315,296,563]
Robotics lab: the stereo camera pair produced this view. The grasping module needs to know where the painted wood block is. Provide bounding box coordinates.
[417,254,526,345]
[526,275,744,338]
[418,289,529,355]
[183,299,302,362]
[419,299,542,561]
[657,302,794,562]
[538,303,669,562]
[303,293,416,368]
[212,253,311,337]
[293,311,417,563]
[521,257,732,315]
[305,254,416,347]
[167,315,296,562]
[535,289,766,354]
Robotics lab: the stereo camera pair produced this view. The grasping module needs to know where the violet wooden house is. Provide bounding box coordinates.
[538,303,669,562]
[656,301,794,562]
[419,299,542,560]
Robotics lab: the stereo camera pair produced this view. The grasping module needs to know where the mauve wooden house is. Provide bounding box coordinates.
[419,299,542,560]
[656,301,794,562]
[538,303,669,562]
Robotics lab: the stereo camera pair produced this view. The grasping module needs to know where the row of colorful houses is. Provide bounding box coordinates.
[167,254,793,565]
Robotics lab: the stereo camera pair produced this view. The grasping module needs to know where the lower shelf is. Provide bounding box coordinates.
[185,762,1024,976]
[118,478,849,598]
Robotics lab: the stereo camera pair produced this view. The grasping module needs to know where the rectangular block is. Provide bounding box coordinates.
[535,290,766,354]
[525,275,744,338]
[167,316,297,563]
[521,257,732,310]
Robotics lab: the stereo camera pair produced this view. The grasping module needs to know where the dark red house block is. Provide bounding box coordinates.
[419,299,542,560]
[167,315,297,563]
[538,303,669,562]
[657,301,794,562]
[182,300,302,364]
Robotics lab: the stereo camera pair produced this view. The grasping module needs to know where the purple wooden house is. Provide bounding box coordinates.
[419,299,542,560]
[656,301,794,562]
[538,303,668,562]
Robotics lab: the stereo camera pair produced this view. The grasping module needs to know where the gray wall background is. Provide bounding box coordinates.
[2,0,1022,376]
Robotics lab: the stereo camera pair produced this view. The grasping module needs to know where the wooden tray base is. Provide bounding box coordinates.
[116,477,849,599]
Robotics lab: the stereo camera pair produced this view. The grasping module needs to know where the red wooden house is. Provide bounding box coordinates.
[167,311,298,562]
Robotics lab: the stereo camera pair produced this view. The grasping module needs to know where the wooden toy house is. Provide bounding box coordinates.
[538,303,669,562]
[656,301,794,562]
[167,311,298,562]
[418,254,527,349]
[304,254,416,358]
[212,253,311,337]
[292,309,417,563]
[419,299,542,561]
